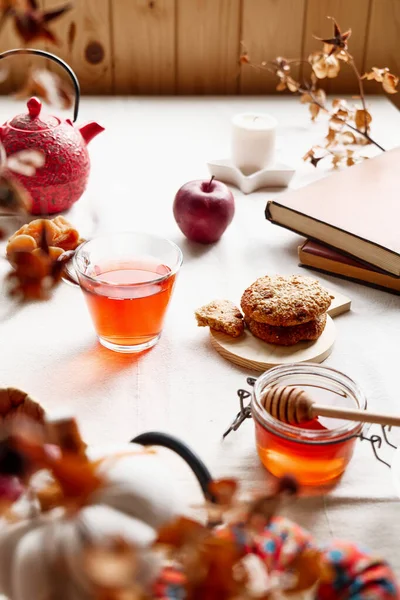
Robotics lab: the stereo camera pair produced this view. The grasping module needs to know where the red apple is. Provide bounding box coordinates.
[173,176,235,244]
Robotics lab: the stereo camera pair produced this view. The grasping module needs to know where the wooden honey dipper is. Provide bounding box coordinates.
[261,386,400,428]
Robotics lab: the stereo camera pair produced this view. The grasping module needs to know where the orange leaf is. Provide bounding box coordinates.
[309,103,320,120]
[355,109,372,130]
[208,478,238,506]
[286,77,299,92]
[325,128,336,146]
[382,72,399,94]
[362,67,387,82]
[300,93,312,104]
[303,148,315,161]
[329,115,345,131]
[332,98,347,109]
[314,88,326,104]
[156,516,206,547]
[276,80,286,91]
[309,52,340,79]
[335,108,348,119]
[332,154,343,169]
[341,131,356,144]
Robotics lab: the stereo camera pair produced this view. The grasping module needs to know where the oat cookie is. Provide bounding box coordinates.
[245,313,327,346]
[241,275,331,326]
[195,300,244,338]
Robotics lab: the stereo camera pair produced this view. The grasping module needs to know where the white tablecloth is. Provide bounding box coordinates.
[1,95,400,574]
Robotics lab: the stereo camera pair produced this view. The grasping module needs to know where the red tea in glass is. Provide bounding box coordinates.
[73,233,182,353]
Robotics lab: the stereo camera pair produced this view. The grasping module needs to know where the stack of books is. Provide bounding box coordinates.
[265,147,400,294]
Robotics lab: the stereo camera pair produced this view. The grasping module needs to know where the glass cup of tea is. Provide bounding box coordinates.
[73,232,183,353]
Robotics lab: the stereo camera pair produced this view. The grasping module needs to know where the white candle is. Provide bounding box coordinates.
[231,112,277,175]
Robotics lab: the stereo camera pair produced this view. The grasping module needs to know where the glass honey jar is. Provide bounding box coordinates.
[251,363,367,486]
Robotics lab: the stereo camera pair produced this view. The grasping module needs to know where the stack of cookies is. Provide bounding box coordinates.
[195,275,332,347]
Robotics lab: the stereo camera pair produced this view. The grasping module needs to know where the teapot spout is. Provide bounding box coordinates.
[79,122,105,145]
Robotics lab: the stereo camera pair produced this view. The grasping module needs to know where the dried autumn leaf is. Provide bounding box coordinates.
[303,148,315,162]
[341,131,356,144]
[332,98,347,109]
[309,51,340,79]
[355,109,372,130]
[14,434,103,505]
[300,93,313,104]
[276,80,286,92]
[362,67,398,93]
[325,128,337,146]
[332,154,343,169]
[7,150,45,177]
[156,516,206,548]
[362,67,387,82]
[286,77,299,92]
[309,103,320,120]
[208,478,238,506]
[382,72,399,94]
[193,537,243,599]
[335,108,349,119]
[14,67,74,111]
[336,49,350,62]
[314,88,326,105]
[329,115,345,131]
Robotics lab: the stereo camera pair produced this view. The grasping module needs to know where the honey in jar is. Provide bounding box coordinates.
[251,363,367,486]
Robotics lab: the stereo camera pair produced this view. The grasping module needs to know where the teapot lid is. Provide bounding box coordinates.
[9,97,59,131]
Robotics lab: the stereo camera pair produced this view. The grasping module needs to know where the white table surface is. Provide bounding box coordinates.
[1,95,400,573]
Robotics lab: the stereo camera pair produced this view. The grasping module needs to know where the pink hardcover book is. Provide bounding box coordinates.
[266,147,400,276]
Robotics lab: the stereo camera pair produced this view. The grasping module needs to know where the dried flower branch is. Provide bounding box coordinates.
[0,0,72,45]
[14,67,74,111]
[240,16,399,169]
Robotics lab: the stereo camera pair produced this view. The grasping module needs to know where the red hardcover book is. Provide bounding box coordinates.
[298,240,400,294]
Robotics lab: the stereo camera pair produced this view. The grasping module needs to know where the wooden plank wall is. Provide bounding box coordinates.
[0,0,398,105]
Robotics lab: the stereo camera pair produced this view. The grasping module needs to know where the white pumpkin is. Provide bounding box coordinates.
[0,443,188,600]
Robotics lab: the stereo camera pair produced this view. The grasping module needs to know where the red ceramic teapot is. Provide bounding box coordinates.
[0,49,104,215]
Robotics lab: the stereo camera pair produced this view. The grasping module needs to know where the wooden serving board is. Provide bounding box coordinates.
[210,290,351,372]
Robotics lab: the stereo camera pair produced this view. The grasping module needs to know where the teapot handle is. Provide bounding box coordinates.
[131,431,217,503]
[0,48,80,122]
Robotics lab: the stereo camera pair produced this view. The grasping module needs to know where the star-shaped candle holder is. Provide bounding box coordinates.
[207,159,295,194]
